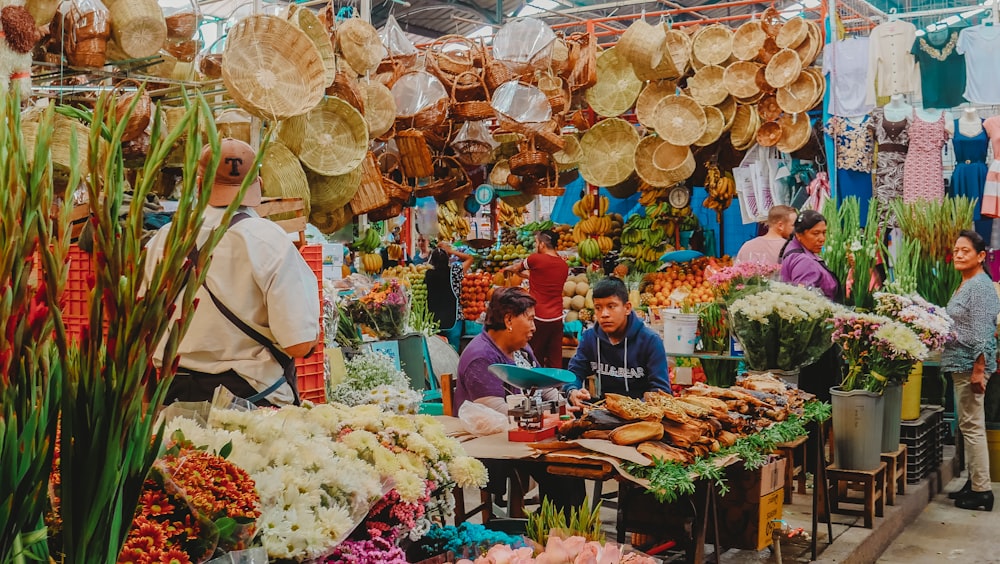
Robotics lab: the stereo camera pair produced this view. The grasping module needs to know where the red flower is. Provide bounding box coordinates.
[117,547,154,564]
[140,489,175,517]
[158,548,192,564]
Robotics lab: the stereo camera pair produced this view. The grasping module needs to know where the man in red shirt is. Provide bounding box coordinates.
[506,229,569,368]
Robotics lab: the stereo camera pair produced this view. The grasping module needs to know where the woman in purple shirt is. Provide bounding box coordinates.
[780,210,842,302]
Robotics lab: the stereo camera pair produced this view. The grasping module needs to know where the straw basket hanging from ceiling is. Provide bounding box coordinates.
[635,80,676,130]
[21,114,98,189]
[222,15,326,121]
[103,0,166,58]
[691,24,733,66]
[617,19,678,82]
[585,47,643,118]
[367,201,404,222]
[392,71,450,130]
[215,109,253,144]
[635,136,679,187]
[732,20,766,61]
[651,140,696,184]
[336,16,383,75]
[756,121,783,147]
[804,68,826,108]
[764,48,802,89]
[360,78,396,139]
[723,61,762,100]
[308,162,363,212]
[449,71,494,122]
[395,129,435,178]
[730,105,761,151]
[694,105,725,147]
[776,113,812,153]
[310,205,354,234]
[796,21,823,67]
[663,26,692,75]
[777,70,820,114]
[578,117,640,187]
[716,95,737,131]
[261,142,311,216]
[350,151,391,215]
[290,5,336,86]
[278,96,368,176]
[688,65,728,106]
[776,16,808,49]
[552,134,583,171]
[651,95,707,147]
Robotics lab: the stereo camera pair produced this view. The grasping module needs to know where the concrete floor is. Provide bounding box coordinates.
[879,476,1000,564]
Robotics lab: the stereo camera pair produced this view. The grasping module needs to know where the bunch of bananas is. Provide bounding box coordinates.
[702,162,737,220]
[438,200,471,241]
[352,228,381,254]
[620,216,671,273]
[572,193,609,218]
[638,183,673,206]
[387,243,403,261]
[360,253,383,274]
[496,199,527,228]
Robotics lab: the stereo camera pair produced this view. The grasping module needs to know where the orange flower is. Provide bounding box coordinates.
[158,548,192,564]
[140,489,175,517]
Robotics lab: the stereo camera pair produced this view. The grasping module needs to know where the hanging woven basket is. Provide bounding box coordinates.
[261,142,311,216]
[278,95,368,176]
[578,117,640,187]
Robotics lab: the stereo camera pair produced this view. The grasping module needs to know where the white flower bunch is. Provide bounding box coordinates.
[873,321,929,361]
[328,351,419,412]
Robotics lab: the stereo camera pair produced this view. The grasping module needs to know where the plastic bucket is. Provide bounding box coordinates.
[661,309,700,355]
[830,386,885,471]
[988,428,1000,482]
[901,362,922,420]
[882,382,903,453]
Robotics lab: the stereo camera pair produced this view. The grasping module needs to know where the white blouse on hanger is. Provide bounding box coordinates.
[957,24,1000,105]
[824,36,875,117]
[865,20,918,105]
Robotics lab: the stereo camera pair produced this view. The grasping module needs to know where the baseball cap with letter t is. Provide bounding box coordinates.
[198,138,262,207]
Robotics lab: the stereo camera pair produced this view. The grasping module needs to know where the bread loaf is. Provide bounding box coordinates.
[637,441,694,464]
[609,420,664,446]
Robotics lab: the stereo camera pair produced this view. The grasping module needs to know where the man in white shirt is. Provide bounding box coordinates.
[145,139,320,406]
[735,205,797,266]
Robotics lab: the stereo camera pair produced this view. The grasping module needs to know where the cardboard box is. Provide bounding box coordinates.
[714,457,786,551]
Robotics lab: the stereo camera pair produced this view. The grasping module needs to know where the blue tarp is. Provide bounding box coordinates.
[550,176,643,225]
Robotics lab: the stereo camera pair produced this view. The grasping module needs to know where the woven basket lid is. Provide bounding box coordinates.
[293,6,336,86]
[764,48,802,88]
[652,94,707,146]
[585,47,643,117]
[651,140,695,183]
[776,16,808,49]
[336,17,383,75]
[634,135,676,187]
[758,93,782,122]
[688,65,728,106]
[361,78,396,139]
[552,134,583,170]
[619,19,678,81]
[694,105,725,146]
[692,24,733,66]
[777,70,819,114]
[636,80,676,130]
[222,15,326,121]
[308,162,363,211]
[579,117,640,187]
[278,96,368,176]
[723,61,762,99]
[730,104,760,150]
[733,21,767,61]
[756,121,783,147]
[776,113,812,153]
[663,26,692,74]
[716,95,737,131]
[261,142,311,215]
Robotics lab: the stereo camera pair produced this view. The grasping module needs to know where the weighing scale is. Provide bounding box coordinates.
[487,364,575,442]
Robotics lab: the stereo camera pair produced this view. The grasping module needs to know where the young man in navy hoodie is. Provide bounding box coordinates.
[565,277,672,407]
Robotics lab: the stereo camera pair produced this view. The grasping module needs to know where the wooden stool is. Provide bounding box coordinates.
[774,435,808,504]
[826,462,887,528]
[880,444,907,506]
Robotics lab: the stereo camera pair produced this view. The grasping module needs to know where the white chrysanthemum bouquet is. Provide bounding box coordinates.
[328,351,423,414]
[874,292,955,351]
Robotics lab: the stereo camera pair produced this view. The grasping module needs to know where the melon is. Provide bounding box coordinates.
[563,296,572,310]
[570,295,586,311]
[564,280,577,296]
[565,311,579,323]
[575,281,589,296]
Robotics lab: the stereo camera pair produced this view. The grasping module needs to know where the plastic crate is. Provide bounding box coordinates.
[297,343,326,404]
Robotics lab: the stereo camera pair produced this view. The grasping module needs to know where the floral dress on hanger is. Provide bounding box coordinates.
[981,116,1000,218]
[826,115,875,225]
[869,108,911,227]
[902,110,948,204]
[951,119,988,221]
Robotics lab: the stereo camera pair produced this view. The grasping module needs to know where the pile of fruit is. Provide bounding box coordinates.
[382,264,430,287]
[639,256,732,309]
[477,243,530,274]
[702,162,737,221]
[553,224,575,251]
[562,273,594,323]
[351,228,383,274]
[496,199,527,228]
[571,194,617,263]
[438,200,471,241]
[460,271,493,321]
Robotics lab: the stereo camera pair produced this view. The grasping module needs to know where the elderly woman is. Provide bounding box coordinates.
[943,230,1000,511]
[780,209,841,302]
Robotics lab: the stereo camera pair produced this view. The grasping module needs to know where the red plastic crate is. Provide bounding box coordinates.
[297,343,326,404]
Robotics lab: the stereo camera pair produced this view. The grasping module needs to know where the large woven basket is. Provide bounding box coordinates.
[291,5,336,86]
[395,129,435,178]
[663,27,691,75]
[652,95,707,146]
[777,70,820,114]
[350,152,390,215]
[716,95,737,131]
[552,134,583,171]
[392,71,450,130]
[688,64,728,106]
[732,21,766,61]
[723,61,762,100]
[510,147,553,178]
[730,105,761,151]
[777,16,808,49]
[21,114,97,188]
[585,47,642,117]
[278,95,367,176]
[634,136,677,188]
[427,34,481,76]
[450,71,493,122]
[336,17,382,75]
[261,142,311,216]
[692,24,733,66]
[326,70,366,114]
[113,79,151,142]
[764,48,802,89]
[104,0,165,58]
[635,80,676,130]
[579,117,640,187]
[310,204,354,234]
[308,163,363,212]
[618,19,678,81]
[694,105,725,147]
[651,141,695,184]
[361,78,396,139]
[215,109,253,143]
[776,113,812,153]
[222,15,326,121]
[566,31,597,92]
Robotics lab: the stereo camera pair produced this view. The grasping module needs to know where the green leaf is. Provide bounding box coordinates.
[219,440,233,460]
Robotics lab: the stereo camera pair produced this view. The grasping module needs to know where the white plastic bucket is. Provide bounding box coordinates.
[661,309,700,355]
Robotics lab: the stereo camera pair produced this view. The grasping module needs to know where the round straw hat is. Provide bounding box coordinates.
[360,78,396,139]
[292,6,336,86]
[308,163,363,211]
[336,17,382,75]
[651,94,707,146]
[222,15,326,121]
[723,61,762,99]
[261,142,311,215]
[651,141,695,183]
[688,65,728,106]
[663,26,692,74]
[730,104,760,150]
[733,20,767,61]
[579,117,640,187]
[777,70,820,114]
[692,24,733,66]
[776,112,812,153]
[694,105,725,146]
[764,48,802,89]
[636,79,676,130]
[585,47,643,117]
[776,16,808,49]
[758,93,782,122]
[716,95,737,131]
[278,96,368,176]
[635,135,676,187]
[619,19,677,81]
[756,120,783,147]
